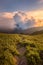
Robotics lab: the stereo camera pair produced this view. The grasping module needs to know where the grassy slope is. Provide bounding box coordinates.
[32,30,43,35]
[0,33,43,65]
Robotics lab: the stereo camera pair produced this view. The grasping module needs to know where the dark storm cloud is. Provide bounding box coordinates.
[0,0,43,12]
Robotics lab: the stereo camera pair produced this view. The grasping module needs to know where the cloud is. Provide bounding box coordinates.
[0,12,16,31]
[2,13,13,19]
[13,10,43,29]
[26,10,43,20]
[13,12,37,29]
[38,0,43,3]
[0,10,43,31]
[35,19,43,27]
[0,18,16,30]
[0,12,14,19]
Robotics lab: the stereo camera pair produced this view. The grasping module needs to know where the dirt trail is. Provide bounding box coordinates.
[18,56,27,65]
[17,44,28,65]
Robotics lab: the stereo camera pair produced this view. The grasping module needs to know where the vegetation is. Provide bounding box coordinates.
[0,33,43,65]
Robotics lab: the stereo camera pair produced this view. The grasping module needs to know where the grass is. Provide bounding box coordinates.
[0,33,43,65]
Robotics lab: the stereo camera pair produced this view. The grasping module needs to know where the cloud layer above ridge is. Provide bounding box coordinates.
[0,10,43,31]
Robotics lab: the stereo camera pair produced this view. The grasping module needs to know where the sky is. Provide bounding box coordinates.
[0,0,43,30]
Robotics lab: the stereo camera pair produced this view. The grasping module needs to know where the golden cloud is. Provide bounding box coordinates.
[2,12,13,19]
[26,10,43,20]
[0,10,43,29]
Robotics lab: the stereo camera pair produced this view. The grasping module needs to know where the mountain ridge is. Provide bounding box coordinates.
[0,26,43,34]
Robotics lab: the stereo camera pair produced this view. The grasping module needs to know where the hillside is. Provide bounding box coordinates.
[0,27,43,34]
[0,33,43,65]
[22,27,43,34]
[31,30,43,35]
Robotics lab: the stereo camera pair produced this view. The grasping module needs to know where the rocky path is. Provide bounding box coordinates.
[17,44,28,65]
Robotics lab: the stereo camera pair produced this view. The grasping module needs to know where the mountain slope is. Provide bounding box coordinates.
[31,30,43,35]
[22,26,43,34]
[0,26,43,35]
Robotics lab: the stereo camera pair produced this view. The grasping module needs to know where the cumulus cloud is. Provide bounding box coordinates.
[26,10,43,20]
[0,10,43,31]
[13,12,36,29]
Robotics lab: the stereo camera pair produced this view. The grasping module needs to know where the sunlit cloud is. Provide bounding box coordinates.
[0,12,14,19]
[38,0,43,3]
[26,10,43,20]
[0,12,16,30]
[0,10,43,30]
[26,10,43,27]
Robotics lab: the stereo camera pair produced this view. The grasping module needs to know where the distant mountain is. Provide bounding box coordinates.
[0,26,43,34]
[31,30,43,35]
[21,26,43,34]
[0,27,23,34]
